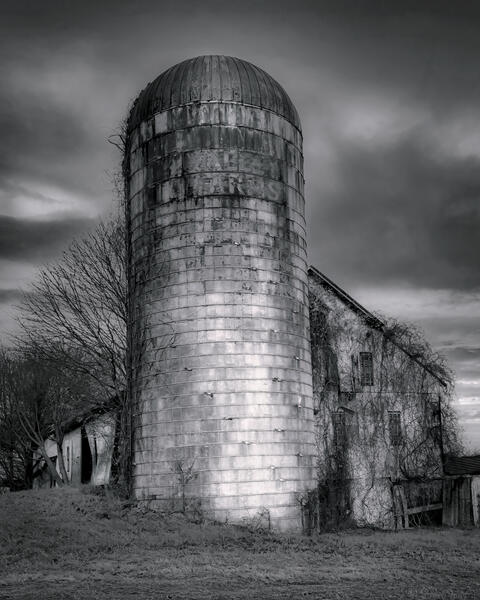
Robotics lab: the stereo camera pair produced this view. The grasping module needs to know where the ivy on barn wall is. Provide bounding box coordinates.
[304,275,447,531]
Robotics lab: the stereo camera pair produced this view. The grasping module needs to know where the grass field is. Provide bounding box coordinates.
[0,486,479,599]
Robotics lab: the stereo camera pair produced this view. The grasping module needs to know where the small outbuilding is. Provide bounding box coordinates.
[442,455,480,527]
[34,411,115,489]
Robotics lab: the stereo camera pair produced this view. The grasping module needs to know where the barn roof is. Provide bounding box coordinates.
[128,55,301,132]
[308,266,447,387]
[444,455,480,476]
[308,266,383,329]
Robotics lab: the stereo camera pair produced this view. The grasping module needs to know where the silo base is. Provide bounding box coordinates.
[134,492,307,532]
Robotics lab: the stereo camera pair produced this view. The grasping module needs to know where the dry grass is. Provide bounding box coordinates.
[0,486,479,599]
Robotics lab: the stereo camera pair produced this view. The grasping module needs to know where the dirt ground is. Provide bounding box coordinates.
[0,487,479,599]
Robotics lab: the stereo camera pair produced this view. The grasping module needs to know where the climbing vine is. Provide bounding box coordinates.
[304,279,459,531]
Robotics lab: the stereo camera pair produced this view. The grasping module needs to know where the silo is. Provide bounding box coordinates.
[126,55,315,530]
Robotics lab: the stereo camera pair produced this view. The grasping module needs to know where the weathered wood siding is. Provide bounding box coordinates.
[443,476,480,527]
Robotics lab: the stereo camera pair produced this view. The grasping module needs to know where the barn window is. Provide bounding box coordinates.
[359,352,374,386]
[339,391,354,403]
[66,446,70,472]
[425,398,441,443]
[332,411,347,448]
[425,397,440,425]
[389,412,402,447]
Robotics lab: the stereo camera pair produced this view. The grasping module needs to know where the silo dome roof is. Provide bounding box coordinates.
[128,55,301,132]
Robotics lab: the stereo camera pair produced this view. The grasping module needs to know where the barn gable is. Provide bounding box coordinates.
[307,266,445,529]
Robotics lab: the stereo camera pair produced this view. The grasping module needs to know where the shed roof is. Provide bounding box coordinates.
[444,455,480,476]
[128,55,301,132]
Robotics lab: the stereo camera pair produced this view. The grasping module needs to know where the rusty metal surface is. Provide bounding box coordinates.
[128,55,301,133]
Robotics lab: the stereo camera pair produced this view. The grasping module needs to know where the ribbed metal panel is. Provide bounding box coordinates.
[127,56,314,530]
[128,55,301,133]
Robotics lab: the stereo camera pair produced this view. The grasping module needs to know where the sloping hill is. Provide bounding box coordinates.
[0,486,479,599]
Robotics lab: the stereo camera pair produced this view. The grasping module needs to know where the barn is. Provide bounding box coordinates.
[36,55,449,532]
[307,267,445,530]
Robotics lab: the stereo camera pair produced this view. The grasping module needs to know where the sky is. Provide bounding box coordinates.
[1,0,479,450]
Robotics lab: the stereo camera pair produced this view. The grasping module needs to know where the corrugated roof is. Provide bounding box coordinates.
[444,455,480,476]
[128,55,301,132]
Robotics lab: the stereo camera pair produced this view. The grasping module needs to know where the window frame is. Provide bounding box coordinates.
[359,351,374,386]
[332,411,347,449]
[388,411,402,447]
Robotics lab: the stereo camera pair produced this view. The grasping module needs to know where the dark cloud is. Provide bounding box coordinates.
[0,55,120,204]
[0,289,25,304]
[308,130,480,292]
[441,347,480,381]
[0,94,89,180]
[0,215,95,262]
[413,313,480,351]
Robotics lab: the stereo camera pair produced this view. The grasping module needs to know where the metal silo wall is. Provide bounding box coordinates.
[127,101,316,530]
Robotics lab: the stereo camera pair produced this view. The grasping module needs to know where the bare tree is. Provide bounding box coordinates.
[0,348,30,489]
[17,215,127,400]
[0,350,83,487]
[13,212,131,487]
[382,318,462,459]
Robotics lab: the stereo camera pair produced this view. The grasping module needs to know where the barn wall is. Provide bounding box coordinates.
[308,274,444,528]
[63,428,82,485]
[85,414,115,486]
